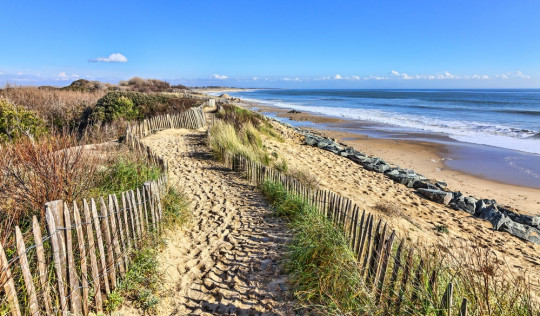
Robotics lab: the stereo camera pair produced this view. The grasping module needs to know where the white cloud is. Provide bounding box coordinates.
[17,72,23,75]
[282,77,301,81]
[334,74,343,80]
[56,72,80,80]
[515,71,530,79]
[89,53,128,63]
[252,77,259,81]
[211,74,228,80]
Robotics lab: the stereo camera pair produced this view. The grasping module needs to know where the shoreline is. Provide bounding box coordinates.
[238,100,540,215]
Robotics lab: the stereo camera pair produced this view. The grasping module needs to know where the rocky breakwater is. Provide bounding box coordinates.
[303,133,540,245]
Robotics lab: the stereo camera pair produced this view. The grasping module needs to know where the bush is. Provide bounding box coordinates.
[89,91,199,124]
[0,86,105,131]
[0,98,47,142]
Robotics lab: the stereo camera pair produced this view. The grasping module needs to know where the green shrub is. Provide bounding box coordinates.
[89,91,199,124]
[0,98,47,142]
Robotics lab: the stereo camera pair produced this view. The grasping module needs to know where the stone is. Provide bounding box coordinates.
[435,181,448,190]
[477,205,510,230]
[288,110,301,114]
[305,136,318,146]
[413,180,437,191]
[365,163,390,173]
[500,221,540,245]
[449,192,477,215]
[498,206,540,227]
[417,188,454,205]
[385,169,400,176]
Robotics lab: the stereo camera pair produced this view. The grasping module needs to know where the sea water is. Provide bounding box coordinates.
[224,89,540,188]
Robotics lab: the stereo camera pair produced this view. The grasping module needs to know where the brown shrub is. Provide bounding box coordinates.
[373,200,402,217]
[289,168,319,189]
[0,134,98,242]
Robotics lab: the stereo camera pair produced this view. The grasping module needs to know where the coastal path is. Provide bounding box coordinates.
[125,128,295,315]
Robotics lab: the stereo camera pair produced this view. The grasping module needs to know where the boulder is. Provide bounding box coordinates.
[316,139,333,148]
[219,93,230,98]
[365,163,391,173]
[413,180,437,191]
[417,188,454,205]
[477,205,509,230]
[385,169,400,176]
[498,206,540,227]
[500,221,540,245]
[304,136,318,146]
[435,181,448,190]
[450,192,477,215]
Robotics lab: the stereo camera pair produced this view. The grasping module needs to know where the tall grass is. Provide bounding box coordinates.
[259,180,538,315]
[260,181,374,314]
[208,120,270,164]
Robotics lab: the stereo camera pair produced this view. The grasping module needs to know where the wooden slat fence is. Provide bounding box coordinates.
[221,150,470,315]
[0,176,166,315]
[0,105,207,315]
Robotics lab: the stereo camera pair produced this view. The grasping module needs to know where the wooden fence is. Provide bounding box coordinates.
[222,151,471,315]
[0,176,167,315]
[0,106,207,315]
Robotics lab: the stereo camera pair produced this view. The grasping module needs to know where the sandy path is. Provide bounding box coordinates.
[125,128,295,315]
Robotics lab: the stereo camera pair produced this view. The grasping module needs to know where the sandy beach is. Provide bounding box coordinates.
[241,101,540,215]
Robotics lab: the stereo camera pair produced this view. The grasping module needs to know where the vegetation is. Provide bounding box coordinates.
[0,98,48,142]
[89,91,199,124]
[261,181,373,314]
[259,180,538,315]
[0,85,106,132]
[119,77,189,93]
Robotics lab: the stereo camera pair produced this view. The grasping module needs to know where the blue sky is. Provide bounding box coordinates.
[1,0,539,88]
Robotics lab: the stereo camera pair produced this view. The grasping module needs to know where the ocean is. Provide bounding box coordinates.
[221,89,540,188]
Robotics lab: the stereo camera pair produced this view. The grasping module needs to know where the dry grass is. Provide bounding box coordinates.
[374,200,403,217]
[0,86,105,130]
[288,168,319,189]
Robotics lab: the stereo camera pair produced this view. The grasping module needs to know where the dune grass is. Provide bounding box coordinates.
[260,181,375,314]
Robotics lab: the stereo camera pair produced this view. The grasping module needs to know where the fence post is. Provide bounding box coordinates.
[440,282,453,316]
[99,197,117,289]
[45,207,68,315]
[82,199,103,312]
[45,201,67,291]
[0,240,21,316]
[72,203,90,315]
[15,227,40,315]
[108,195,125,278]
[63,202,82,314]
[32,216,53,314]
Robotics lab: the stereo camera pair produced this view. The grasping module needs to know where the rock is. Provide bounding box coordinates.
[385,169,400,176]
[478,205,510,230]
[288,110,301,114]
[498,206,540,227]
[365,163,390,173]
[450,192,477,215]
[349,155,371,164]
[324,144,343,154]
[219,93,230,98]
[413,181,437,191]
[304,136,318,146]
[435,181,448,190]
[500,221,540,245]
[316,139,332,148]
[417,188,454,205]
